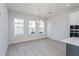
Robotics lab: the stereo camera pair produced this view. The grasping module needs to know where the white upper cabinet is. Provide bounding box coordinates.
[0,4,8,55]
[70,11,79,25]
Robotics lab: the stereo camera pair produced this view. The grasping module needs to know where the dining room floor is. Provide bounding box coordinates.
[6,38,66,56]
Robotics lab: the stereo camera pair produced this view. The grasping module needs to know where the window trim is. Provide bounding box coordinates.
[29,20,45,35]
[14,18,24,36]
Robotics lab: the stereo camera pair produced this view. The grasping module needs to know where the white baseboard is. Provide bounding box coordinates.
[9,36,48,45]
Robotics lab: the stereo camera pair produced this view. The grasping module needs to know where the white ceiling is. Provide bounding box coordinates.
[6,3,79,18]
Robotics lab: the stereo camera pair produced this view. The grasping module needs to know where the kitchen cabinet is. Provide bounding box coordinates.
[66,44,79,56]
[0,4,8,55]
[70,11,79,25]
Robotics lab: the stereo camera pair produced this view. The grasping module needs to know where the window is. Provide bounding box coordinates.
[14,18,24,36]
[29,20,36,34]
[29,20,45,35]
[38,20,44,34]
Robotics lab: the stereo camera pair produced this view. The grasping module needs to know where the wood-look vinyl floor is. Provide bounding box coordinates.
[6,38,66,56]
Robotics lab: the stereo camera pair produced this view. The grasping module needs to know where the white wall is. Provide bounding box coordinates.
[8,10,47,44]
[47,13,70,40]
[0,4,8,55]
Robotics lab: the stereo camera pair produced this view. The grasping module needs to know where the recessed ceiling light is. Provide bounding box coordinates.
[38,9,40,12]
[0,12,2,15]
[49,11,52,14]
[66,4,70,7]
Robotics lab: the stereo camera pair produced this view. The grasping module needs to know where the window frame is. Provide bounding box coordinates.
[38,20,44,34]
[29,20,36,35]
[14,18,24,36]
[28,20,45,35]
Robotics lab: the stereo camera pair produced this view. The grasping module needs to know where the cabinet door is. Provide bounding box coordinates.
[70,11,79,25]
[66,44,79,56]
[70,14,76,25]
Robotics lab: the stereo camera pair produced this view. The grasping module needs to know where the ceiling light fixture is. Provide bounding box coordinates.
[49,11,52,14]
[38,9,40,12]
[66,4,70,7]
